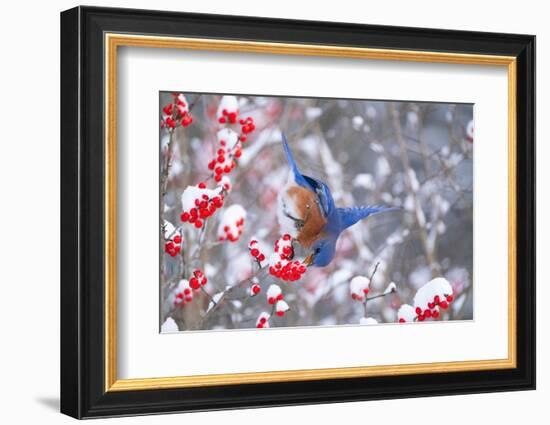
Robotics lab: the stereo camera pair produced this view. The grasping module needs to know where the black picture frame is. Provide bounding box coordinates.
[60,5,536,419]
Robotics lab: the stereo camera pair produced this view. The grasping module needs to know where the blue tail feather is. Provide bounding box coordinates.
[281,133,311,189]
[338,205,400,230]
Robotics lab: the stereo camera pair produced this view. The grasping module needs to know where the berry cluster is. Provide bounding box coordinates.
[172,279,194,307]
[239,116,256,135]
[164,234,182,257]
[207,97,256,183]
[248,239,266,264]
[217,204,246,242]
[268,234,307,282]
[207,129,239,183]
[255,285,290,329]
[180,184,225,229]
[189,269,208,290]
[414,293,453,321]
[266,284,283,305]
[398,277,454,323]
[349,276,371,301]
[218,175,232,192]
[161,93,193,129]
[249,277,261,297]
[256,312,271,329]
[216,95,239,124]
[163,220,183,257]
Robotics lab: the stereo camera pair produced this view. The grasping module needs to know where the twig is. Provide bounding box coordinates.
[199,267,268,325]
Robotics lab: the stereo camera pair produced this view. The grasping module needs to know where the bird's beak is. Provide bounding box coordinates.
[303,252,314,267]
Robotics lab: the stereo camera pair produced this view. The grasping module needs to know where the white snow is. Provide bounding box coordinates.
[352,115,364,130]
[161,317,179,333]
[163,220,179,239]
[275,300,289,313]
[366,105,377,119]
[409,265,432,290]
[267,284,282,300]
[256,312,271,328]
[359,317,378,325]
[218,175,232,192]
[413,277,453,310]
[180,185,219,212]
[217,128,239,147]
[216,95,239,118]
[466,119,474,140]
[349,276,371,300]
[397,304,417,322]
[305,107,323,120]
[407,169,420,192]
[407,110,419,126]
[384,282,397,294]
[207,291,225,313]
[217,204,246,240]
[352,173,374,190]
[376,157,391,179]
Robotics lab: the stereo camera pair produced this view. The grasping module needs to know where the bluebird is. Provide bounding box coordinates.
[277,134,399,267]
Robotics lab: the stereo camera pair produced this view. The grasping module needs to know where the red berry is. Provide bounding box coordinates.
[165,117,176,129]
[258,254,265,262]
[363,288,369,295]
[399,318,406,323]
[250,248,260,257]
[418,314,425,322]
[434,295,440,304]
[189,278,199,289]
[415,307,422,315]
[173,235,182,244]
[198,182,206,189]
[218,117,226,124]
[252,285,260,295]
[276,311,284,317]
[194,220,203,228]
[440,301,449,309]
[446,295,454,302]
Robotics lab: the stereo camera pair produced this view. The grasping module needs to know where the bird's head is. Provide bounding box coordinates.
[303,237,337,267]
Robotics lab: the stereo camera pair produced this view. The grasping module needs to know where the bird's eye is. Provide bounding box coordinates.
[315,247,321,254]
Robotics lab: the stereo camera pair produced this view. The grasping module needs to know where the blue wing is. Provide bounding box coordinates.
[281,133,314,190]
[338,205,401,230]
[282,133,335,218]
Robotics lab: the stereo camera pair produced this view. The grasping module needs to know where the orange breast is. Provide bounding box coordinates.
[286,186,327,248]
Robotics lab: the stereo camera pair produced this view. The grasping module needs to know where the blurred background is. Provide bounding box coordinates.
[160,92,473,331]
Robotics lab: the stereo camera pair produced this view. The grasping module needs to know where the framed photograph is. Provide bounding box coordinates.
[60,6,535,419]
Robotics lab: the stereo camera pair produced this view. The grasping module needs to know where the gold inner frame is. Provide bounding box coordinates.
[104,33,517,392]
